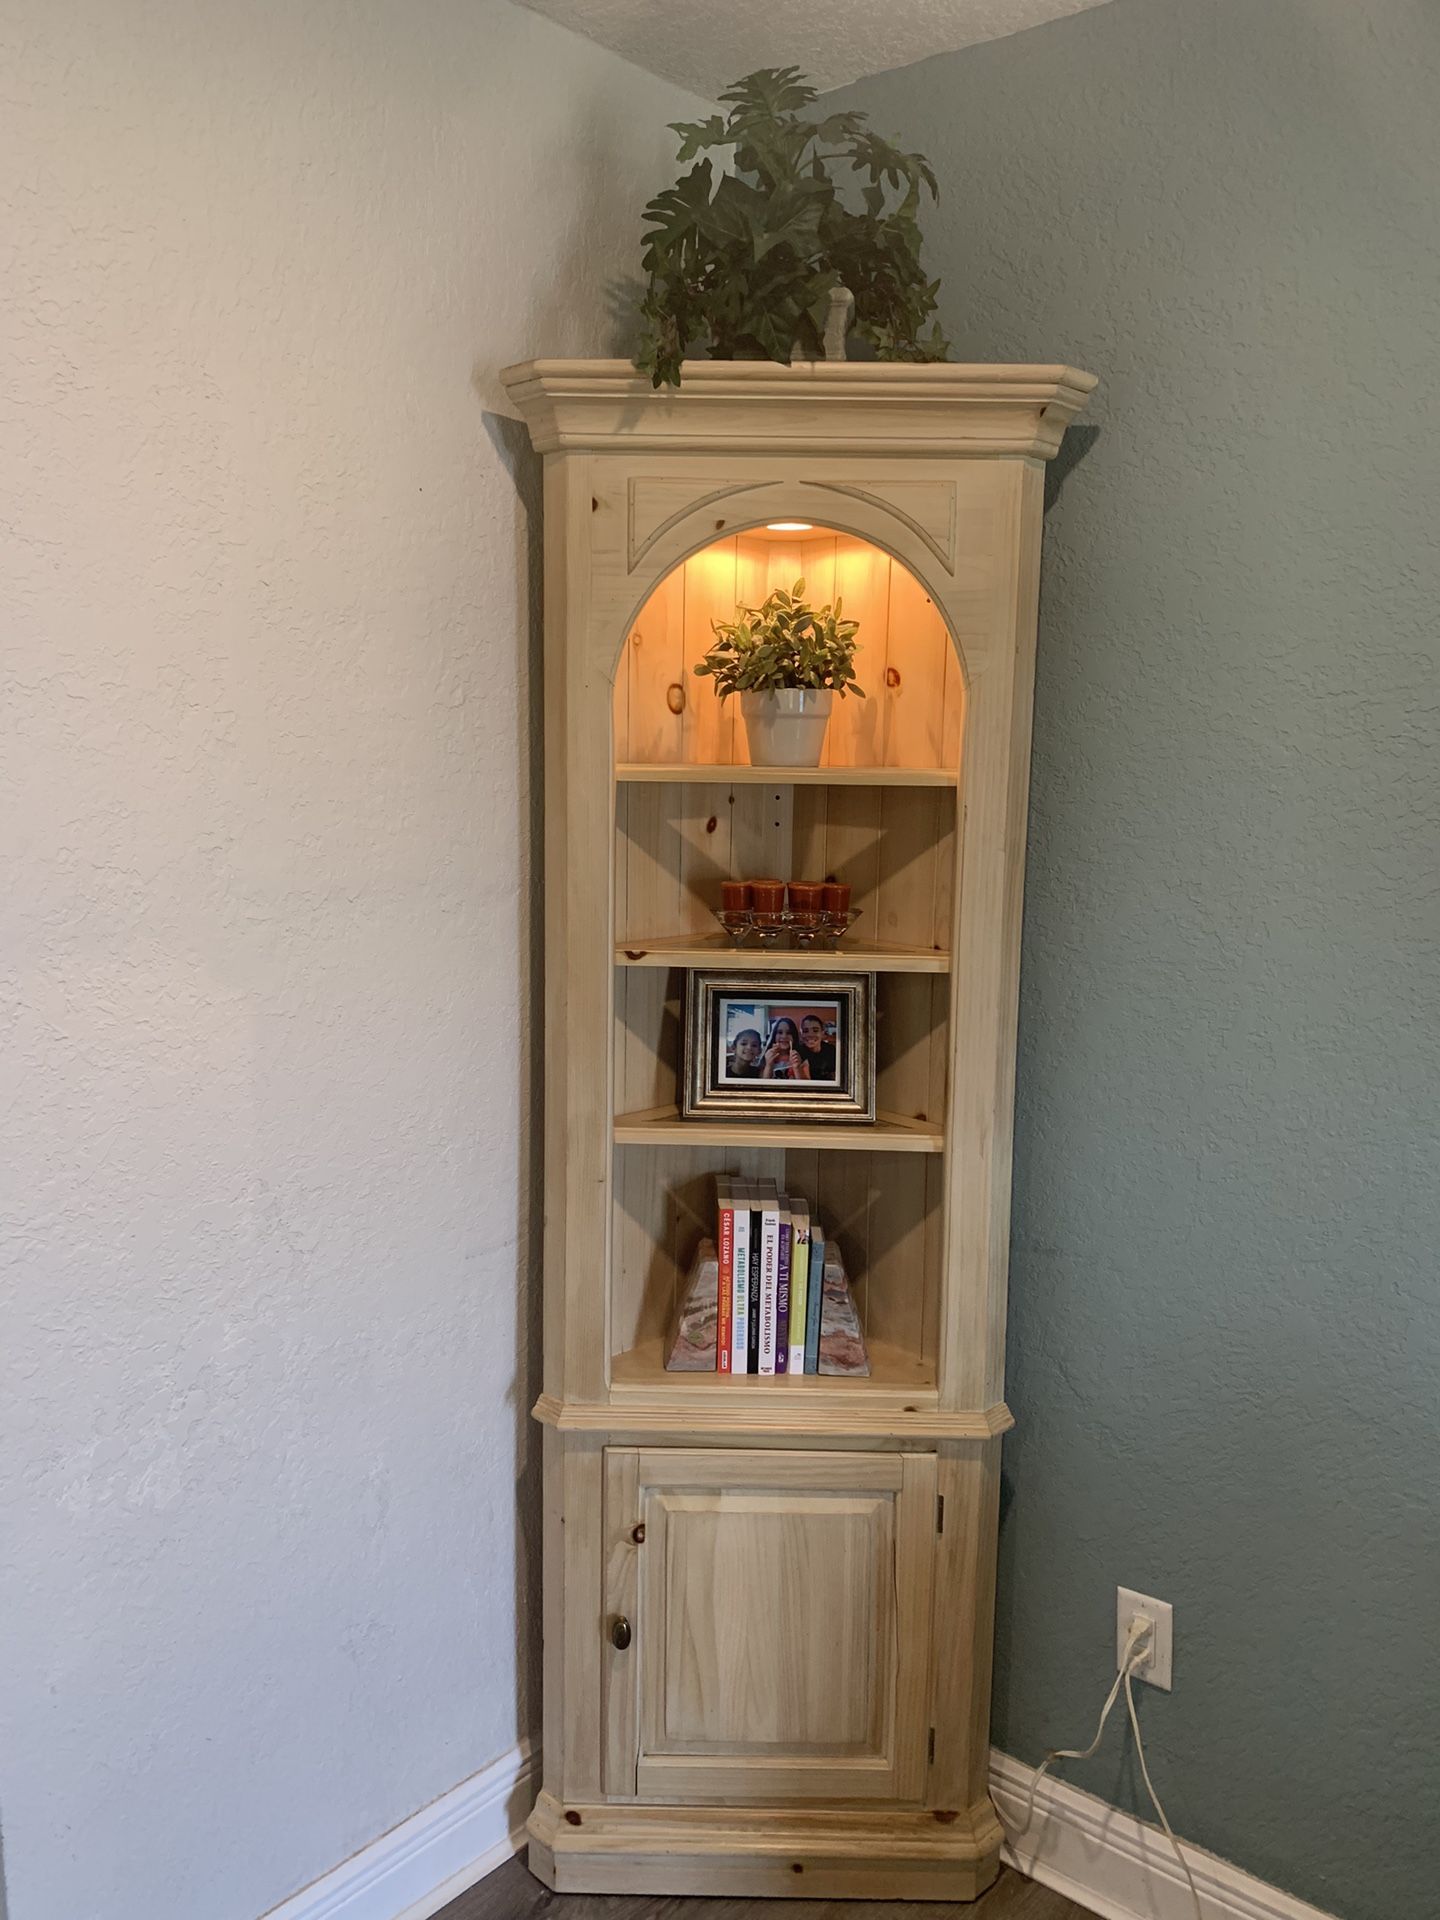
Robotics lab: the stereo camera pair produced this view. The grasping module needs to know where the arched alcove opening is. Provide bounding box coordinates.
[614,523,964,773]
[609,524,959,1396]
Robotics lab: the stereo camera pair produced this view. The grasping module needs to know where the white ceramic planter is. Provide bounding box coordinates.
[740,688,835,768]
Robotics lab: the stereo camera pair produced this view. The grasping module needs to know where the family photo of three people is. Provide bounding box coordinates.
[721,1003,840,1085]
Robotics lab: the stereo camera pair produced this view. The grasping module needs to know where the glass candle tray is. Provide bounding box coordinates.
[712,906,863,951]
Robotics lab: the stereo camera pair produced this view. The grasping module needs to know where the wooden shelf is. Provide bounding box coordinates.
[611,1337,936,1398]
[616,762,958,788]
[616,934,951,974]
[539,1386,1013,1443]
[535,1346,1017,1441]
[613,1105,945,1153]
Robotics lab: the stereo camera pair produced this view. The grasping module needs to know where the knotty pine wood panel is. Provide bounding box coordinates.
[613,966,678,1116]
[616,782,794,944]
[878,973,950,1127]
[799,529,839,612]
[601,1446,641,1798]
[789,785,956,955]
[790,784,885,929]
[615,783,954,954]
[884,560,950,768]
[610,1142,943,1379]
[681,538,740,766]
[874,787,957,953]
[613,967,948,1133]
[620,1449,935,1806]
[621,565,686,764]
[615,531,962,771]
[801,1149,943,1375]
[609,1140,785,1357]
[824,534,891,769]
[645,1482,891,1752]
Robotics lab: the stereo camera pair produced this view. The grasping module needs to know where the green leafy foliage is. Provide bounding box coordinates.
[694,578,864,699]
[635,67,949,387]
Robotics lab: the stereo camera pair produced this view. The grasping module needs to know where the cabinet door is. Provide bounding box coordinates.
[603,1447,936,1804]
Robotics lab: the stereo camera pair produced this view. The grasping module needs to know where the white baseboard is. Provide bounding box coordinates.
[257,1736,1333,1920]
[259,1739,537,1920]
[990,1748,1338,1920]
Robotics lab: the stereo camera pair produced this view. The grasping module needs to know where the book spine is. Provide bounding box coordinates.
[787,1210,810,1376]
[730,1196,750,1375]
[774,1206,792,1374]
[756,1213,768,1382]
[804,1233,825,1373]
[758,1203,780,1375]
[715,1181,733,1374]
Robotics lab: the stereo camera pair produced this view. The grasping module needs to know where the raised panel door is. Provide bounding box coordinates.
[603,1447,936,1804]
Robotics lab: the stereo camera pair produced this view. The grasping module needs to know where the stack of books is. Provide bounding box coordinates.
[714,1176,826,1376]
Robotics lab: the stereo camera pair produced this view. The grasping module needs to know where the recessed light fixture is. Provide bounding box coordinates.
[765,520,813,533]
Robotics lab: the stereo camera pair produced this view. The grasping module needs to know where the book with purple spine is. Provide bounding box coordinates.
[774,1197,793,1374]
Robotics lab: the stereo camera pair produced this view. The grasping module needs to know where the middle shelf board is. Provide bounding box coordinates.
[616,934,951,975]
[616,763,958,789]
[613,1105,945,1154]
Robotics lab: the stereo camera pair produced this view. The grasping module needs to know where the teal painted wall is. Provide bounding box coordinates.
[838,5,1439,1915]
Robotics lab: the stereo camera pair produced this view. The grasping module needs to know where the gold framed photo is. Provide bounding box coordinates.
[681,971,876,1124]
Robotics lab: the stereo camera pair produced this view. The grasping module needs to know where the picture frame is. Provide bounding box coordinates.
[681,971,876,1124]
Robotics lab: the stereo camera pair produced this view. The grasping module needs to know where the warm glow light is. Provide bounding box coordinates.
[765,520,813,533]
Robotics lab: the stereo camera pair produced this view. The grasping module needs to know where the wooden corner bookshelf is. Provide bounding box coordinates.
[501,357,1096,1902]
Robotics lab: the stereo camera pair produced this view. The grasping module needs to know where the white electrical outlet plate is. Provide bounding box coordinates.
[1117,1587,1173,1690]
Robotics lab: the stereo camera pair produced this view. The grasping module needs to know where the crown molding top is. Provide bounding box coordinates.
[499,358,1098,458]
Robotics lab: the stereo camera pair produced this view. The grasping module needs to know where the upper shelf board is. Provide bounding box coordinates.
[617,935,950,975]
[616,763,958,788]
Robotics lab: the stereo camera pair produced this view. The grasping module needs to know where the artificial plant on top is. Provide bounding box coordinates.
[635,66,949,388]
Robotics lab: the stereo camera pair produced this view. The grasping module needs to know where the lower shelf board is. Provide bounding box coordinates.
[612,1335,934,1396]
[532,1345,1016,1439]
[534,1396,1013,1438]
[613,1106,945,1153]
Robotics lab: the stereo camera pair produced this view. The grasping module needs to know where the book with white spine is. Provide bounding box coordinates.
[756,1181,781,1376]
[730,1180,752,1375]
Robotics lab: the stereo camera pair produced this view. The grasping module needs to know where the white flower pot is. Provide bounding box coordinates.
[740,688,835,768]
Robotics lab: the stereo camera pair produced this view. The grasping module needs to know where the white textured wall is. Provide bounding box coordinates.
[0,5,704,1918]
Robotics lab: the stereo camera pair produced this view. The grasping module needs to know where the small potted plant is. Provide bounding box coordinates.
[694,578,863,767]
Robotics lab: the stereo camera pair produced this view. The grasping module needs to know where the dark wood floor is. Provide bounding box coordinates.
[436,1854,1098,1919]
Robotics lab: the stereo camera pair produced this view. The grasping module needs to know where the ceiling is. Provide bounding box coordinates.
[514,0,1116,98]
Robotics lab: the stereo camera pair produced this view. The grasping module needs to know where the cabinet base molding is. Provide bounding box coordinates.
[526,1790,1003,1901]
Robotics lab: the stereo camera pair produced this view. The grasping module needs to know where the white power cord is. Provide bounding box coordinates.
[1121,1628,1205,1920]
[1006,1614,1205,1920]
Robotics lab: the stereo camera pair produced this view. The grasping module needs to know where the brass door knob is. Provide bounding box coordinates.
[609,1614,632,1651]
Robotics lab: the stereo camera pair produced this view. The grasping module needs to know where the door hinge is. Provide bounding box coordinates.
[936,1494,945,1535]
[928,1726,936,1765]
